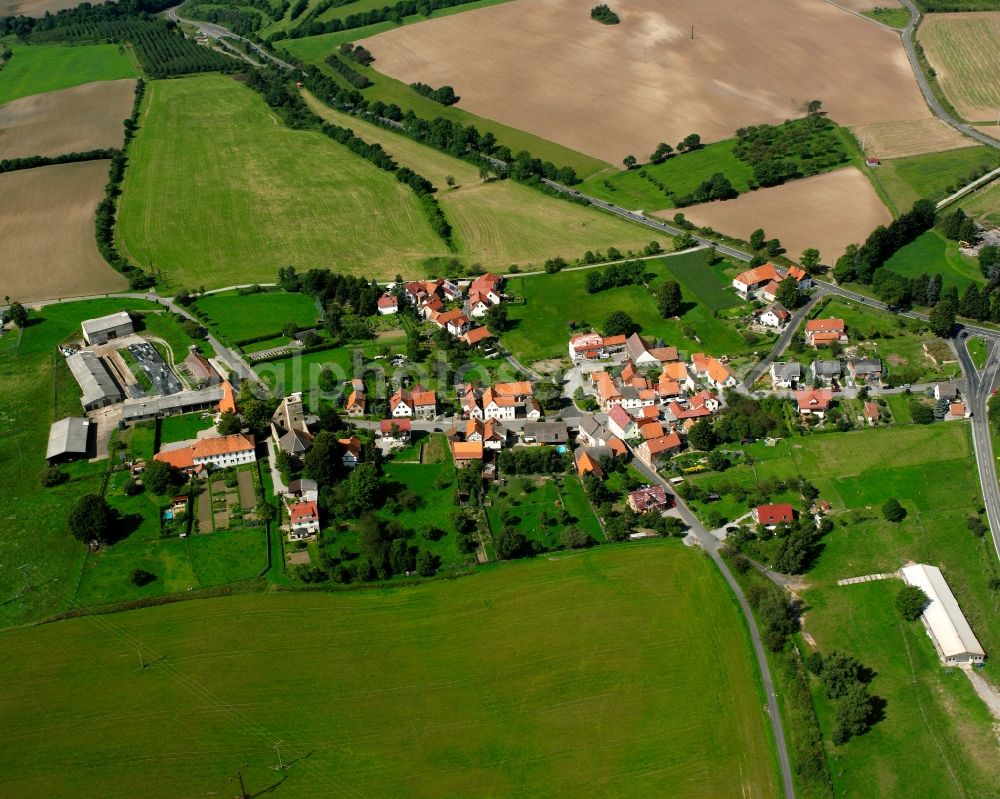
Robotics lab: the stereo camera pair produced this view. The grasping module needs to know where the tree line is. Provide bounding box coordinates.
[0,148,115,175]
[409,82,460,106]
[300,64,581,186]
[325,52,371,89]
[584,260,648,293]
[339,42,374,66]
[278,0,486,40]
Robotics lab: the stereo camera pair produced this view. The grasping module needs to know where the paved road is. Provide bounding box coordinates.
[628,455,796,799]
[956,336,1000,563]
[897,0,1000,153]
[165,4,297,71]
[742,290,827,389]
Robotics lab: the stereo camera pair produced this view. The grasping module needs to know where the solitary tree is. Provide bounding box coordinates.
[807,99,823,115]
[650,142,673,163]
[446,175,456,188]
[750,228,766,250]
[604,311,640,337]
[928,298,957,338]
[345,462,380,515]
[68,494,115,544]
[800,248,821,273]
[623,154,637,169]
[8,301,28,328]
[657,280,683,317]
[832,682,877,744]
[882,497,907,523]
[895,585,929,621]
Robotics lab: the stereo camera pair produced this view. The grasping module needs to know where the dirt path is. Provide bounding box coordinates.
[961,665,1000,720]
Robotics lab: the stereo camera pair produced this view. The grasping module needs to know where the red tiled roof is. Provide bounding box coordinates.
[289,501,319,523]
[755,503,794,525]
[451,441,483,460]
[644,432,682,455]
[734,263,782,287]
[805,318,845,333]
[795,389,834,411]
[379,418,411,434]
[464,326,495,345]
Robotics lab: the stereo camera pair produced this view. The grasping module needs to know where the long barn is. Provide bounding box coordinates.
[901,564,985,665]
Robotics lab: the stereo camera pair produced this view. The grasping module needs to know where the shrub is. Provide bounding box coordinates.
[129,569,156,586]
[895,585,929,621]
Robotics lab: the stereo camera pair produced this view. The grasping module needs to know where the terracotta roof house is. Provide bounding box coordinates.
[391,386,436,419]
[378,418,411,440]
[216,380,238,415]
[732,263,782,297]
[627,485,671,514]
[864,401,880,423]
[288,500,320,540]
[636,431,682,466]
[377,293,399,315]
[704,357,737,391]
[568,331,628,361]
[463,326,495,347]
[338,436,362,468]
[637,418,665,440]
[575,447,605,479]
[795,388,834,417]
[688,390,720,413]
[345,389,366,417]
[607,404,638,439]
[760,280,782,302]
[625,333,677,367]
[805,318,847,347]
[155,433,256,471]
[753,503,795,527]
[451,440,484,466]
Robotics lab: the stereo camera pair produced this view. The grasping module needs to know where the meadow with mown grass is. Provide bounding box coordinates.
[501,248,751,364]
[116,74,452,289]
[688,424,1000,797]
[0,543,780,798]
[0,42,136,104]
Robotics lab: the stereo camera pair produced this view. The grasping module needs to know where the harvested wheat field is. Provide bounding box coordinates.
[0,161,127,303]
[361,0,929,164]
[0,79,135,160]
[975,126,1000,142]
[920,13,1000,122]
[851,118,972,159]
[661,168,891,265]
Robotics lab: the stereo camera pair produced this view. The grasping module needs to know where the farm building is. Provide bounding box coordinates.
[154,433,257,471]
[45,417,91,464]
[901,564,985,665]
[66,350,123,410]
[183,347,221,387]
[81,311,134,345]
[805,318,847,347]
[732,263,782,298]
[120,386,224,423]
[522,422,569,445]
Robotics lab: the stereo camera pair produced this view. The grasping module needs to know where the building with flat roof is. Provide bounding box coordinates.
[901,564,985,665]
[66,351,123,410]
[81,311,134,345]
[46,417,91,463]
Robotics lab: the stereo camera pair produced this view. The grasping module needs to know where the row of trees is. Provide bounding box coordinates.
[583,260,648,293]
[409,82,460,106]
[832,199,936,286]
[339,42,374,66]
[673,172,737,207]
[279,0,487,40]
[324,53,371,89]
[301,65,581,186]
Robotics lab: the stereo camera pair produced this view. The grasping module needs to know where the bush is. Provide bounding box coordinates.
[39,466,69,487]
[129,568,156,587]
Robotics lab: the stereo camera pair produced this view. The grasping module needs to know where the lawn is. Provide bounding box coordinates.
[193,290,319,343]
[872,145,1000,210]
[300,92,659,266]
[578,139,756,211]
[0,298,160,627]
[688,423,1000,797]
[863,6,910,27]
[158,412,214,446]
[136,308,213,361]
[882,228,982,291]
[501,249,748,364]
[278,30,608,179]
[810,295,963,383]
[375,460,472,569]
[253,343,392,394]
[0,543,779,798]
[0,42,136,105]
[962,174,1000,225]
[116,74,451,289]
[966,334,988,368]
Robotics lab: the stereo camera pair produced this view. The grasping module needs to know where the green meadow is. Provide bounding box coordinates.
[0,42,136,105]
[0,543,779,798]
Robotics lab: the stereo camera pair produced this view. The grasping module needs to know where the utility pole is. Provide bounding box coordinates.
[273,740,285,770]
[232,766,249,799]
[690,26,695,40]
[137,646,145,670]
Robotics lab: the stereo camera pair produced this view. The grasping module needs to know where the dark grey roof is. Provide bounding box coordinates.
[810,360,842,377]
[46,417,90,460]
[851,358,883,373]
[120,386,224,421]
[66,351,123,408]
[81,311,133,338]
[522,422,569,443]
[771,362,801,381]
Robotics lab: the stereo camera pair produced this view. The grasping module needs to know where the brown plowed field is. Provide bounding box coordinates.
[0,161,127,303]
[657,168,891,265]
[920,12,1000,123]
[362,0,930,164]
[0,79,136,160]
[0,0,83,13]
[851,118,972,159]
